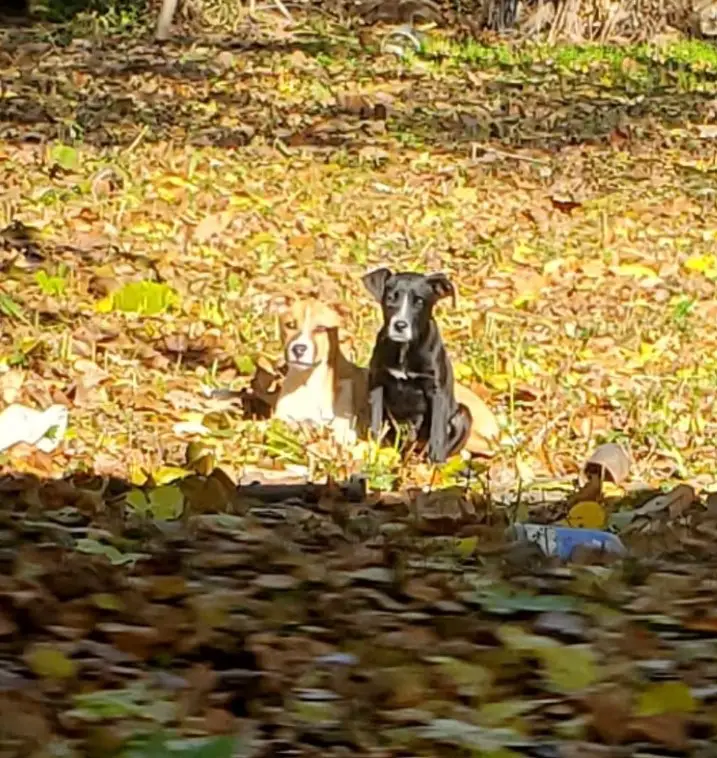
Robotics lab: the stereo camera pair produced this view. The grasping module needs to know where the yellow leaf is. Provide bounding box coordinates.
[455,536,478,559]
[512,243,535,264]
[91,593,125,611]
[95,296,113,313]
[615,263,660,281]
[165,175,198,190]
[157,187,180,203]
[453,186,478,203]
[453,362,473,382]
[485,374,511,392]
[538,645,598,693]
[602,482,624,499]
[128,463,147,486]
[130,221,153,235]
[477,699,535,728]
[637,682,695,717]
[151,466,192,486]
[25,644,76,680]
[497,624,559,651]
[684,253,717,274]
[567,500,606,529]
[543,258,566,275]
[639,341,656,361]
[513,293,539,308]
[247,232,276,249]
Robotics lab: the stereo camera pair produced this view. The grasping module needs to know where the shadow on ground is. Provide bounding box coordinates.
[1,26,716,153]
[0,446,716,755]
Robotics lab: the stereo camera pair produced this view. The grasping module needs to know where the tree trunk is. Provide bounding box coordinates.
[0,0,30,19]
[155,0,180,40]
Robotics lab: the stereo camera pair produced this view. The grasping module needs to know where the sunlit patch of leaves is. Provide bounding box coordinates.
[97,281,180,317]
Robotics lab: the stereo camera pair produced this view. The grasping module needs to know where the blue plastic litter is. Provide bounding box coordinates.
[506,523,627,561]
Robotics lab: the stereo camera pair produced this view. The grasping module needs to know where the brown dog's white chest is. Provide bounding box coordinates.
[275,364,337,424]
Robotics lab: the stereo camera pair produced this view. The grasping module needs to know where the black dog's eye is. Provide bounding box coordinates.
[387,290,399,304]
[413,295,424,307]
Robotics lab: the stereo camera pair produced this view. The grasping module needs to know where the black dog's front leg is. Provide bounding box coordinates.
[428,390,449,462]
[370,385,384,438]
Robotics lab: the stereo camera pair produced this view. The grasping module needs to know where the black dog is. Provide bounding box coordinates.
[362,268,471,463]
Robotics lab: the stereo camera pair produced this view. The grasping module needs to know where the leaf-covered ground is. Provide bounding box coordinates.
[3,9,717,757]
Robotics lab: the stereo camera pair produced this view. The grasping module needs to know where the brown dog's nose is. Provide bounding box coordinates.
[292,343,307,359]
[393,320,408,333]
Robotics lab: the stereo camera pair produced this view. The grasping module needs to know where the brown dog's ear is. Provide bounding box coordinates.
[362,267,392,302]
[426,273,456,307]
[267,294,293,315]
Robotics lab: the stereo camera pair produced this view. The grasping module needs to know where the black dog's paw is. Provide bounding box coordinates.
[427,443,447,464]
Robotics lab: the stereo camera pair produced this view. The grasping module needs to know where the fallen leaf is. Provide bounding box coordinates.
[629,713,688,750]
[587,686,633,743]
[194,211,233,244]
[147,484,185,520]
[567,501,606,529]
[637,681,695,717]
[537,645,598,693]
[25,644,76,680]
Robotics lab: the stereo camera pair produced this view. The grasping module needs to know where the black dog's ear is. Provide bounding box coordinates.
[426,273,456,307]
[362,267,392,302]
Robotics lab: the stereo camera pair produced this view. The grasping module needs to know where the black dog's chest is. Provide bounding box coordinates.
[383,373,431,422]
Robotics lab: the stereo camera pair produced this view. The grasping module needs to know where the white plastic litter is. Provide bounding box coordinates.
[0,403,69,454]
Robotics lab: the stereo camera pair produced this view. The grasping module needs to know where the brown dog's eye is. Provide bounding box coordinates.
[285,320,297,330]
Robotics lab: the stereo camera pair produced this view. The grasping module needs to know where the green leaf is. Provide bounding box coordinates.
[71,686,177,726]
[637,682,695,717]
[471,589,578,615]
[537,645,598,693]
[25,644,76,679]
[74,538,147,566]
[120,733,238,758]
[0,293,28,322]
[35,270,67,297]
[72,688,148,721]
[125,489,150,514]
[147,485,185,520]
[50,143,80,171]
[235,355,256,375]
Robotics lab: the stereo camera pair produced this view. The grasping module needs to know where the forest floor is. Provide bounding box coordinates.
[2,9,717,757]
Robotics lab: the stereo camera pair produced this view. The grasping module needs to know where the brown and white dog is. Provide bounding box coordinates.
[454,381,500,457]
[274,298,368,446]
[273,296,499,456]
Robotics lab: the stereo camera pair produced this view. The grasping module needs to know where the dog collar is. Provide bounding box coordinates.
[386,367,433,381]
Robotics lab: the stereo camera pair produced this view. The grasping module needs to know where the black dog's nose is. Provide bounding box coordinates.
[292,343,307,358]
[393,320,408,333]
